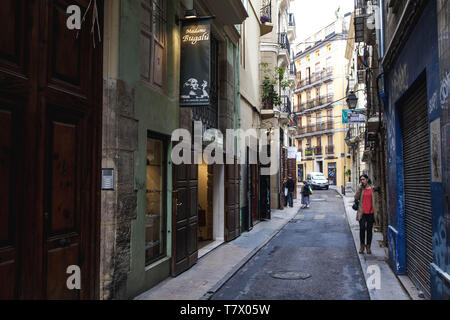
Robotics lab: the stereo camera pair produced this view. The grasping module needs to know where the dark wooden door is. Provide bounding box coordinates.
[0,0,102,299]
[172,156,198,276]
[251,165,258,223]
[225,158,240,242]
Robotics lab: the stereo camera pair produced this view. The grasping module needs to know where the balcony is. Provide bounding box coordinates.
[326,121,334,130]
[295,68,334,91]
[315,122,325,131]
[314,146,323,155]
[288,13,296,27]
[297,127,305,135]
[305,148,313,158]
[260,0,273,35]
[288,62,297,83]
[326,145,335,155]
[278,32,291,61]
[280,95,291,114]
[306,125,314,133]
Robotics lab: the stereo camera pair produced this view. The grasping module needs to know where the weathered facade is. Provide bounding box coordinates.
[100,0,247,299]
[357,0,450,299]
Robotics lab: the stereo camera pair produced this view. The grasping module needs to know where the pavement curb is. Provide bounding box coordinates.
[200,205,300,300]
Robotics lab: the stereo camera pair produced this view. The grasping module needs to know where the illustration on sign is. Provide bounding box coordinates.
[180,19,212,106]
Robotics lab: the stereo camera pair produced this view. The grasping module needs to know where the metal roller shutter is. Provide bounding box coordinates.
[399,81,433,299]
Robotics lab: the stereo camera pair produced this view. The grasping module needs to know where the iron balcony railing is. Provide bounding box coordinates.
[315,122,325,131]
[296,68,334,89]
[288,13,295,27]
[278,32,290,57]
[289,62,297,76]
[260,0,272,23]
[296,95,334,112]
[297,127,305,135]
[280,95,291,113]
[314,146,323,155]
[326,145,335,155]
[306,125,314,133]
[326,120,334,130]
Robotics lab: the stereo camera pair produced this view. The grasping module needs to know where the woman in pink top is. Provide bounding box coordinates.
[354,174,380,254]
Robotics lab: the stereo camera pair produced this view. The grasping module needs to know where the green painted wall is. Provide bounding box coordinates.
[116,0,181,299]
[118,0,242,298]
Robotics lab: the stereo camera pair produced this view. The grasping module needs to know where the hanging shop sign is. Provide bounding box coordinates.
[180,18,212,106]
[342,109,366,124]
[288,147,297,159]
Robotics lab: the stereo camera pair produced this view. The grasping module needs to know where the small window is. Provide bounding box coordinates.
[306,55,310,62]
[315,49,320,57]
[327,44,332,52]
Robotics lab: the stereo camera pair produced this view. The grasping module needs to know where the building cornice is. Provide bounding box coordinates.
[295,33,348,61]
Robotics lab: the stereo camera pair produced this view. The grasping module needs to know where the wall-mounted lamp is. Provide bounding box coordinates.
[184,8,198,19]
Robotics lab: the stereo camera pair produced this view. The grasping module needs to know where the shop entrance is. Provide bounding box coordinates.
[197,163,224,258]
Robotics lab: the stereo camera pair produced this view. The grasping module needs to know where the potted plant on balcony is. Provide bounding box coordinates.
[261,63,286,110]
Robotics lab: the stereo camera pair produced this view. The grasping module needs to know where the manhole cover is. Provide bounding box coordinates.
[270,271,311,280]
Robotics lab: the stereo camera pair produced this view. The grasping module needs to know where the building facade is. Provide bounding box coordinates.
[101,0,248,299]
[260,0,298,210]
[355,0,449,299]
[293,15,351,188]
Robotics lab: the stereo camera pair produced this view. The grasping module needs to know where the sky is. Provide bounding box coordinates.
[291,0,354,45]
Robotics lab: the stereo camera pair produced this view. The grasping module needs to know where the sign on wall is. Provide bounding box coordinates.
[288,147,297,159]
[342,109,366,124]
[180,19,211,106]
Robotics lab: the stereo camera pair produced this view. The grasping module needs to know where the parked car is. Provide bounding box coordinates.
[306,172,330,190]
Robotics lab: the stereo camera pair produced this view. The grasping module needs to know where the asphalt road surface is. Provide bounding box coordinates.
[211,188,370,300]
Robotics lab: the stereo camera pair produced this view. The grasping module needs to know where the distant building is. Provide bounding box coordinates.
[293,14,351,188]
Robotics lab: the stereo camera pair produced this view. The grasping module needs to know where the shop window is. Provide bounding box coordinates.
[145,134,168,265]
[140,0,167,90]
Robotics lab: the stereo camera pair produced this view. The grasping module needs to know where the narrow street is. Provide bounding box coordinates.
[211,189,369,300]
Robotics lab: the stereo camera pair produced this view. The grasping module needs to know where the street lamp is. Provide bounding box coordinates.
[346,91,358,110]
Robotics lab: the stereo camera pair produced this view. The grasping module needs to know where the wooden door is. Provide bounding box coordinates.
[0,0,102,299]
[172,156,198,276]
[251,165,259,223]
[225,158,240,242]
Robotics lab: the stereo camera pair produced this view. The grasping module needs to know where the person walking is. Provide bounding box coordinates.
[301,180,312,209]
[354,174,380,254]
[282,177,288,207]
[285,174,295,208]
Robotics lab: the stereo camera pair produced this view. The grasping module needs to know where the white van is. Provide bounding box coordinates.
[306,172,329,190]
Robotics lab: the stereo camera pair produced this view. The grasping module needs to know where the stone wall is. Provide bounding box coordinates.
[100,79,138,300]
